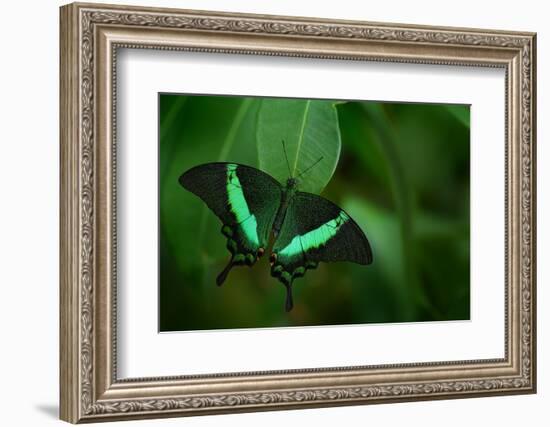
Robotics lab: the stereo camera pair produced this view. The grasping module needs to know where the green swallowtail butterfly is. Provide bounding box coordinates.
[179,148,373,312]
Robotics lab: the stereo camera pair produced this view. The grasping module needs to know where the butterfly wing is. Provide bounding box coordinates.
[271,191,373,311]
[179,162,282,285]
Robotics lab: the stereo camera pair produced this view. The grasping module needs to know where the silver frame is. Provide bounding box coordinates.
[60,2,536,423]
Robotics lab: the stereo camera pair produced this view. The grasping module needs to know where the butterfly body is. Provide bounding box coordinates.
[179,162,372,311]
[272,178,299,237]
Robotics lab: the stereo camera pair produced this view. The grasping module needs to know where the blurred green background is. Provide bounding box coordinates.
[159,94,470,331]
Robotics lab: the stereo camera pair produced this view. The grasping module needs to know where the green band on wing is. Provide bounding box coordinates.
[278,211,349,259]
[226,164,259,247]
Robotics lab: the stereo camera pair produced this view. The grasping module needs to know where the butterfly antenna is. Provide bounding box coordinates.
[297,156,324,179]
[282,140,293,178]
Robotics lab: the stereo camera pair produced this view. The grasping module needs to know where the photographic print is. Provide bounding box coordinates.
[159,94,470,332]
[60,4,536,421]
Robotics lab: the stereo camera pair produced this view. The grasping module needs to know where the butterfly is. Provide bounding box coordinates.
[178,145,373,312]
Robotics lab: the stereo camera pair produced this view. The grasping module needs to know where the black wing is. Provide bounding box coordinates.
[179,162,282,285]
[271,191,372,311]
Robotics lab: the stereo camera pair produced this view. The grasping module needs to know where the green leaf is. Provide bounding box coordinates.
[257,99,341,194]
[444,104,470,128]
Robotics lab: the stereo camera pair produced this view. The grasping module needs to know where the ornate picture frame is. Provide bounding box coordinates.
[60,2,536,423]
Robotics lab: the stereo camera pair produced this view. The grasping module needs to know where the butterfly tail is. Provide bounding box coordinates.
[284,283,294,312]
[216,258,234,286]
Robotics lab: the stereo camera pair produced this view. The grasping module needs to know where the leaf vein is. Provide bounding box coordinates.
[293,100,311,176]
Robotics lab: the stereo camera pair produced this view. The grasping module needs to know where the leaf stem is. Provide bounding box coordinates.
[360,103,430,320]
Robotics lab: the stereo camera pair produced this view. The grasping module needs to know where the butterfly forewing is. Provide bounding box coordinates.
[179,162,282,284]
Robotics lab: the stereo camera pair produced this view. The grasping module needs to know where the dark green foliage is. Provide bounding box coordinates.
[160,94,470,331]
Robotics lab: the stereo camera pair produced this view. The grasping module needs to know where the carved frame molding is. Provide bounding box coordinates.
[60,2,536,423]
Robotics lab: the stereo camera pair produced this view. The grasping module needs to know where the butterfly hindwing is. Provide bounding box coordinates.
[271,191,373,311]
[179,162,282,285]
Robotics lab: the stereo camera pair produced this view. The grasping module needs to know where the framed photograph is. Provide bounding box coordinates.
[60,2,537,423]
